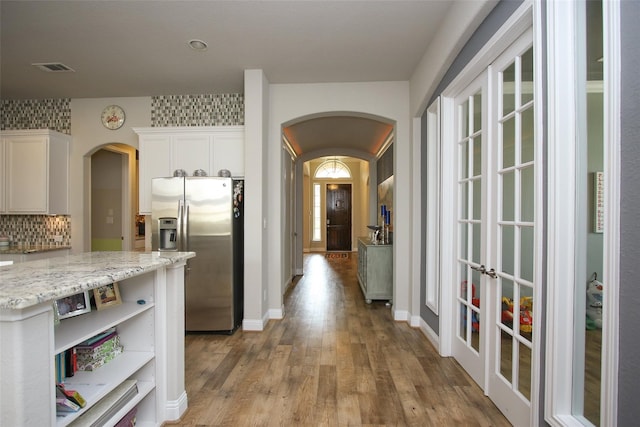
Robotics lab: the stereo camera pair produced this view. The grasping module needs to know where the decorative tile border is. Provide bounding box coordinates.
[0,215,71,246]
[1,99,71,134]
[152,93,244,126]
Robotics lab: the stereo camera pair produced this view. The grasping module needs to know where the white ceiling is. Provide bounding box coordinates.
[1,0,455,156]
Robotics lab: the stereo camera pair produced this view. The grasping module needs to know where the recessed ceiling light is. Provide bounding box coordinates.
[188,39,208,51]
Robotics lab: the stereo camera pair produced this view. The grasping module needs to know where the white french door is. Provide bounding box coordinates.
[486,31,536,427]
[451,72,489,388]
[448,29,537,426]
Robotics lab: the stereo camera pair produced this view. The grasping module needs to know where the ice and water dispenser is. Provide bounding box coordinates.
[158,218,178,251]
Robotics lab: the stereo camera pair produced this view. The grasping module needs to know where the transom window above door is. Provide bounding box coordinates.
[314,159,351,179]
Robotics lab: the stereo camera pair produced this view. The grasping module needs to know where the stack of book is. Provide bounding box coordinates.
[75,327,124,371]
[55,347,77,383]
[55,384,86,414]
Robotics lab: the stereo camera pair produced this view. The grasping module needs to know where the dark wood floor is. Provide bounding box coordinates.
[165,252,510,426]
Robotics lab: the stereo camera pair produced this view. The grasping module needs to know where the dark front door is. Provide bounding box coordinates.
[326,184,351,251]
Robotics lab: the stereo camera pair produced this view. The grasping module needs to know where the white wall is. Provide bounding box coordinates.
[243,70,271,330]
[69,98,152,254]
[268,81,412,320]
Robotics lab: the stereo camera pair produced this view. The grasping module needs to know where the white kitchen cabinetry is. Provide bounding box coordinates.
[0,253,190,427]
[134,126,244,214]
[0,130,70,214]
[138,135,172,215]
[357,237,393,304]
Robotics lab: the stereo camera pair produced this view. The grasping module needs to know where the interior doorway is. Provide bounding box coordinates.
[326,183,352,251]
[88,143,137,252]
[91,149,124,251]
[441,27,537,427]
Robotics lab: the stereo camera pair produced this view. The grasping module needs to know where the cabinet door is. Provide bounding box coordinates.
[139,136,172,214]
[48,134,69,214]
[172,134,211,176]
[211,131,244,177]
[6,136,48,213]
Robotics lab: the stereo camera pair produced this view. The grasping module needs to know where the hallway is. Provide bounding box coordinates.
[167,253,510,426]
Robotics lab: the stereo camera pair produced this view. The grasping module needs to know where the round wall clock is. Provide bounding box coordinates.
[101,105,126,130]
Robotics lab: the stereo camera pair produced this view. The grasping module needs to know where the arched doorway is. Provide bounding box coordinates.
[283,111,394,281]
[86,143,138,252]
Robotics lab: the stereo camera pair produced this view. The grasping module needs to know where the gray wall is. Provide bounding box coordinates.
[419,0,524,331]
[377,144,393,185]
[618,1,640,423]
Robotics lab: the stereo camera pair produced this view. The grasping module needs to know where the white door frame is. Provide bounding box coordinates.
[544,0,620,425]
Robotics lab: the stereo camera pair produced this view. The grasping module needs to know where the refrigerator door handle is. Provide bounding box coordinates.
[184,202,190,251]
[177,200,184,251]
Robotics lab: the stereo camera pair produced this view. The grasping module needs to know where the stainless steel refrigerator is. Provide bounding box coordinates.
[151,176,244,333]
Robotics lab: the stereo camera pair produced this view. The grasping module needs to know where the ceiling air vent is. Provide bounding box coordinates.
[32,62,75,72]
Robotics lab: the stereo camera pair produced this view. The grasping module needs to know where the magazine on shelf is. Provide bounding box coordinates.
[71,379,138,427]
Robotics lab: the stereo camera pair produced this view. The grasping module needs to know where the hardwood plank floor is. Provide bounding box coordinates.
[164,252,510,426]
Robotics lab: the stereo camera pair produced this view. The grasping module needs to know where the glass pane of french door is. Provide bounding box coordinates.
[453,79,486,386]
[488,37,535,426]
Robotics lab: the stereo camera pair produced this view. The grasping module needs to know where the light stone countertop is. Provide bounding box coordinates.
[0,244,72,255]
[0,251,195,309]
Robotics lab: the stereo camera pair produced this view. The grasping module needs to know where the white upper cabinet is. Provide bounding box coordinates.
[138,135,172,215]
[211,130,245,178]
[1,129,70,215]
[134,126,244,214]
[173,134,211,176]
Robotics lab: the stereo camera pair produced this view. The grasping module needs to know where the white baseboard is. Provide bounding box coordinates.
[418,317,440,353]
[242,317,266,331]
[393,309,410,322]
[165,390,188,421]
[409,314,422,328]
[269,306,284,319]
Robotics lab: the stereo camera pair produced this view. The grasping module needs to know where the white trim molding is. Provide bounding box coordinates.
[425,97,441,314]
[544,1,620,425]
[544,0,581,422]
[601,0,621,424]
[418,317,440,352]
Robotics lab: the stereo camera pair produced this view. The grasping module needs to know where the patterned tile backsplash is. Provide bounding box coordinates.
[0,215,71,246]
[152,93,244,126]
[0,99,71,133]
[1,93,244,131]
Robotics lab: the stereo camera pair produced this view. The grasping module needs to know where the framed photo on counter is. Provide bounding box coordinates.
[94,282,122,310]
[55,291,91,320]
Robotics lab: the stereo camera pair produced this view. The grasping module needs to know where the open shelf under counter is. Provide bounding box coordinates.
[57,375,154,427]
[54,302,154,354]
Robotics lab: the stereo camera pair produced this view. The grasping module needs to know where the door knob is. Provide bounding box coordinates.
[470,264,487,274]
[470,264,497,279]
